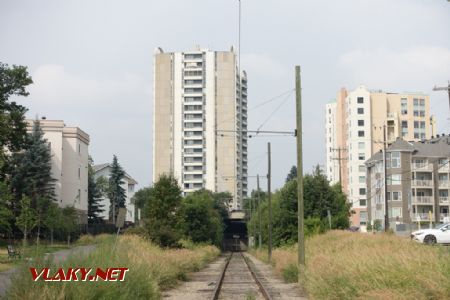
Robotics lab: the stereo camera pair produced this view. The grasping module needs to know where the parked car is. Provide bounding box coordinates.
[411,223,450,244]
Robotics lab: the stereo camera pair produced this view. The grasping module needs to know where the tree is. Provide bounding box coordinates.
[10,119,55,207]
[179,190,224,246]
[0,62,33,179]
[43,202,61,246]
[35,196,52,245]
[107,155,126,224]
[143,174,182,247]
[88,157,104,224]
[131,187,152,224]
[61,206,78,246]
[0,181,13,236]
[16,195,37,247]
[285,166,297,183]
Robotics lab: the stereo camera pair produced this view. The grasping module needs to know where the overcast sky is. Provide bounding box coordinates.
[1,0,449,192]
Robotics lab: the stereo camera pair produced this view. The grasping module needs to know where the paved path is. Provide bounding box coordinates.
[0,245,96,298]
[163,252,307,299]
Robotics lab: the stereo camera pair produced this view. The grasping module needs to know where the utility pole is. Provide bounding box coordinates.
[295,66,305,268]
[433,81,450,113]
[257,174,262,249]
[331,147,347,185]
[267,142,272,262]
[383,124,389,231]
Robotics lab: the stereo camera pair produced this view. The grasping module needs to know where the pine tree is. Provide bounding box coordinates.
[11,119,56,208]
[0,181,13,235]
[108,155,126,224]
[88,157,104,224]
[285,165,297,183]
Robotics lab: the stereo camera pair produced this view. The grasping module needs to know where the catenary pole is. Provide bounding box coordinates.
[267,142,272,262]
[295,66,305,269]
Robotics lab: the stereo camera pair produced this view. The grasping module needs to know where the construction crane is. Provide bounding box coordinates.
[433,81,450,112]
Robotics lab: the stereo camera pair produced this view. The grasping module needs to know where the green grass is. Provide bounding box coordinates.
[251,231,450,299]
[6,234,220,300]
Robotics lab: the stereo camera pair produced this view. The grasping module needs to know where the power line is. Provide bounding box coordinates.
[256,89,294,133]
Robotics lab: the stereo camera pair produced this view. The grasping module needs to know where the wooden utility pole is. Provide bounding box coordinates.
[295,66,305,267]
[332,147,347,185]
[267,142,272,262]
[257,174,262,249]
[383,124,389,231]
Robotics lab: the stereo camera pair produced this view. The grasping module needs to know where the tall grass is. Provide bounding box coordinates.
[251,231,450,299]
[7,234,220,300]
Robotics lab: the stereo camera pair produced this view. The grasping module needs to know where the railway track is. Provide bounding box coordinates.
[211,252,273,300]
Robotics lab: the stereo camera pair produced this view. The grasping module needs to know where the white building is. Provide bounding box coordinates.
[93,163,138,223]
[27,119,90,224]
[152,47,248,209]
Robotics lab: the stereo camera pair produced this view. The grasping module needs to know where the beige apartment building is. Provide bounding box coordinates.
[152,47,248,209]
[325,86,436,228]
[27,119,90,224]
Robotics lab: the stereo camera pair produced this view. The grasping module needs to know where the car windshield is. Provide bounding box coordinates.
[435,223,449,230]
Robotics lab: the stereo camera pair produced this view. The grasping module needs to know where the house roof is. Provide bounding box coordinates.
[365,136,450,166]
[93,163,138,185]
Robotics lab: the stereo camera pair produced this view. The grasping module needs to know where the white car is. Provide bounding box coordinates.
[411,223,450,244]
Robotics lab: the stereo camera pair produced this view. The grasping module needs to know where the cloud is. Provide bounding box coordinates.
[337,46,450,91]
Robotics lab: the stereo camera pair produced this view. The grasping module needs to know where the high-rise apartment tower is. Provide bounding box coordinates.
[152,47,248,209]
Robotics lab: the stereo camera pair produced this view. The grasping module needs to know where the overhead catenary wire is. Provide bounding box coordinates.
[255,89,294,133]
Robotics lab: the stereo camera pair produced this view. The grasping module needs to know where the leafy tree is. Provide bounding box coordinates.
[10,119,55,207]
[16,195,37,247]
[43,202,61,245]
[131,187,152,224]
[61,206,78,246]
[0,62,33,179]
[179,190,224,246]
[143,174,182,247]
[108,155,126,224]
[88,157,104,224]
[35,196,52,245]
[285,165,297,183]
[0,181,13,235]
[211,191,231,223]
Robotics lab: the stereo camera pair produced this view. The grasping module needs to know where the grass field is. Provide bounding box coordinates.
[6,234,220,300]
[251,230,450,300]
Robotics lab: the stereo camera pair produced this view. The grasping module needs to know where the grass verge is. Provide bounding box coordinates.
[6,234,220,299]
[251,230,450,299]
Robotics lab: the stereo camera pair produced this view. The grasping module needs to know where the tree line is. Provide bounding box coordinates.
[245,165,351,247]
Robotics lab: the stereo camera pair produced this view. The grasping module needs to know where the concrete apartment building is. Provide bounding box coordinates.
[152,47,248,209]
[93,164,138,224]
[27,119,90,224]
[325,86,436,228]
[365,136,450,229]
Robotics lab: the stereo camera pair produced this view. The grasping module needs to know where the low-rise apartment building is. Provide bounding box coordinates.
[365,136,450,229]
[27,119,90,224]
[93,163,139,223]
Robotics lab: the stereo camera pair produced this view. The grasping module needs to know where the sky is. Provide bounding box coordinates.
[1,0,450,192]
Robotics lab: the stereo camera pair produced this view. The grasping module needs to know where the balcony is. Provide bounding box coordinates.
[439,197,449,205]
[412,180,433,187]
[440,213,450,222]
[412,196,433,204]
[412,163,433,171]
[438,181,449,188]
[413,213,435,221]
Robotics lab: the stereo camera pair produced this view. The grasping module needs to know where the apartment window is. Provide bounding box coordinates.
[78,167,81,179]
[386,192,391,201]
[78,144,81,154]
[358,120,364,126]
[360,199,367,207]
[359,188,366,195]
[184,70,202,76]
[185,96,202,102]
[391,152,401,168]
[184,113,202,120]
[390,207,402,218]
[329,109,331,114]
[392,191,402,201]
[358,131,365,137]
[357,97,364,104]
[360,211,367,225]
[184,88,202,93]
[401,121,408,137]
[184,105,202,111]
[357,108,364,114]
[358,153,365,161]
[359,176,366,183]
[439,158,449,166]
[387,174,401,185]
[359,165,366,173]
[358,142,365,150]
[184,79,202,85]
[128,184,134,192]
[78,189,81,201]
[184,53,203,59]
[401,98,408,115]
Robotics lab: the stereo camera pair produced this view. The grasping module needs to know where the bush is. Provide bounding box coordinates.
[282,264,298,283]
